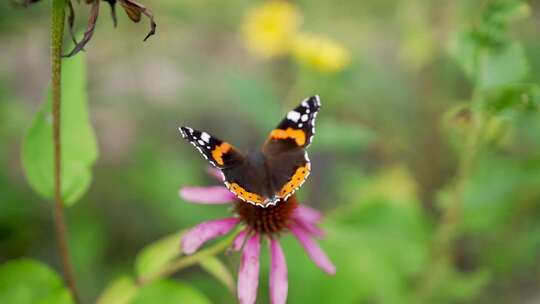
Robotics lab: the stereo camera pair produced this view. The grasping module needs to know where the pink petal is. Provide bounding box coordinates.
[206,167,224,181]
[270,238,288,304]
[293,219,326,239]
[291,205,325,238]
[290,225,336,275]
[293,205,323,224]
[179,186,236,204]
[237,234,261,304]
[231,229,248,251]
[181,218,239,255]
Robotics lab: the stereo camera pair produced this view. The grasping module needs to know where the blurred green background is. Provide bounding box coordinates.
[1,0,540,303]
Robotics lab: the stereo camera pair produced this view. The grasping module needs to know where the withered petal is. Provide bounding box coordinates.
[66,0,79,46]
[64,0,100,57]
[119,1,141,22]
[104,0,118,27]
[118,0,156,41]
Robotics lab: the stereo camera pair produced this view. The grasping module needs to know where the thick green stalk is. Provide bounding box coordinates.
[51,0,80,302]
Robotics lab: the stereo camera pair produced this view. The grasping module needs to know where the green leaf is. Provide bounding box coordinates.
[136,230,185,278]
[482,1,530,29]
[132,280,211,304]
[482,83,540,113]
[199,256,235,293]
[96,276,138,304]
[477,42,529,90]
[451,31,479,81]
[450,2,531,90]
[21,54,98,205]
[0,259,73,304]
[452,37,528,90]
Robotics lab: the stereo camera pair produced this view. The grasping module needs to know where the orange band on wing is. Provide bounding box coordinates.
[279,165,310,197]
[211,143,232,166]
[270,128,306,146]
[227,182,265,204]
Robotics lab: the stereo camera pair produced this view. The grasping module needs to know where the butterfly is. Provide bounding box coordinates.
[179,95,321,207]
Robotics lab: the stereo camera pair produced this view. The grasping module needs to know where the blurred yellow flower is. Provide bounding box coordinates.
[292,33,351,73]
[241,0,301,58]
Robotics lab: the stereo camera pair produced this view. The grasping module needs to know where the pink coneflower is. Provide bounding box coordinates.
[179,171,335,304]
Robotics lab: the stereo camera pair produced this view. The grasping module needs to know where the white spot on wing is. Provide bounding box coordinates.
[287,111,301,122]
[201,132,211,143]
[301,114,309,122]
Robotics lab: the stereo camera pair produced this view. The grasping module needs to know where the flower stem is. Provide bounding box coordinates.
[438,109,486,248]
[136,236,234,286]
[417,102,487,301]
[51,0,81,302]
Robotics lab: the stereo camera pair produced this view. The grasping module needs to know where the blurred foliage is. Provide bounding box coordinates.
[132,280,211,304]
[451,1,530,89]
[1,0,540,303]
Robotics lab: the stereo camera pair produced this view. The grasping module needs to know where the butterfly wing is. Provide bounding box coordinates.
[179,126,268,205]
[179,126,243,169]
[266,95,321,150]
[262,95,321,201]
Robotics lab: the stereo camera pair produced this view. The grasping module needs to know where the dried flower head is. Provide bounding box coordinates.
[17,0,156,57]
[66,0,156,57]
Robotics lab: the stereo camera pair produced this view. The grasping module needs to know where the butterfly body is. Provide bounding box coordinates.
[180,95,320,207]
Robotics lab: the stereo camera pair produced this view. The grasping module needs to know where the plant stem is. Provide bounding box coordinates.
[51,0,81,302]
[417,105,487,301]
[438,110,485,249]
[136,236,234,286]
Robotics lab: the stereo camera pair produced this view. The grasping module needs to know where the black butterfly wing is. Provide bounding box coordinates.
[179,126,244,169]
[262,95,321,201]
[179,126,268,206]
[265,95,321,152]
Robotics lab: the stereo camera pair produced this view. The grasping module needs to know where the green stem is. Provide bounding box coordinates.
[51,0,80,302]
[417,102,487,301]
[136,236,234,286]
[439,111,485,247]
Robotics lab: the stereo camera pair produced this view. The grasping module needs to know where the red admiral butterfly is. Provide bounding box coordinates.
[179,95,321,207]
